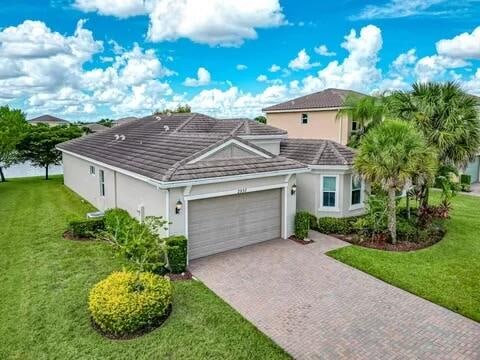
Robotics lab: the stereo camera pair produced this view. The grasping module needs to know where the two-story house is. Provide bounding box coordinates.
[263,88,368,219]
[263,88,364,146]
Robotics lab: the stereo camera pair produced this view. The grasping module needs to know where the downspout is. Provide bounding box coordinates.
[114,171,117,207]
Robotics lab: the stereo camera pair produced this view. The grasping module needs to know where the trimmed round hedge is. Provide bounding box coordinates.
[88,271,172,336]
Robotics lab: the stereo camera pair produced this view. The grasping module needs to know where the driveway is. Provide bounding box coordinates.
[190,232,480,360]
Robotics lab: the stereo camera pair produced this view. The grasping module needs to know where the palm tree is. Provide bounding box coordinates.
[337,94,386,147]
[387,82,480,207]
[355,120,437,244]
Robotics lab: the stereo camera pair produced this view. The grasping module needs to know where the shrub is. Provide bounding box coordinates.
[89,271,172,336]
[101,209,168,274]
[103,208,133,242]
[307,213,319,231]
[295,211,310,239]
[165,236,187,273]
[68,218,104,238]
[317,216,362,234]
[460,183,471,192]
[396,218,417,242]
[460,174,471,185]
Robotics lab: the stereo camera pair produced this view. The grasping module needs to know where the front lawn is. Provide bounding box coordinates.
[328,192,480,322]
[0,177,289,359]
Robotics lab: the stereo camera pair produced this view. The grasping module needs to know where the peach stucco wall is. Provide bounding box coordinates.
[266,110,350,145]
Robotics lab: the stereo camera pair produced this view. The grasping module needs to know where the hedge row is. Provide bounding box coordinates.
[68,217,105,238]
[295,211,365,237]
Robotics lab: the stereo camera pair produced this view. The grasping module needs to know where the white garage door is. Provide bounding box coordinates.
[188,189,282,259]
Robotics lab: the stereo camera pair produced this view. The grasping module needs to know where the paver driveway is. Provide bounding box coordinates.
[190,232,480,360]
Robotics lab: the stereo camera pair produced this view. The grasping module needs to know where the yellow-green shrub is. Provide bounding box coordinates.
[88,271,172,336]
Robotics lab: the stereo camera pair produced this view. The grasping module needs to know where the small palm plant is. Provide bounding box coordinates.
[355,120,437,243]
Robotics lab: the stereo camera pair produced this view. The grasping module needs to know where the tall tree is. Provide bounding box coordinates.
[97,118,113,128]
[387,82,480,207]
[354,120,437,243]
[155,104,192,115]
[387,82,480,167]
[0,106,28,182]
[337,94,386,147]
[17,124,83,180]
[254,115,267,124]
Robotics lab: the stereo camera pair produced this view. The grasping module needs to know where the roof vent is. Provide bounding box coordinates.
[114,134,120,140]
[119,134,126,141]
[164,125,170,132]
[155,116,162,121]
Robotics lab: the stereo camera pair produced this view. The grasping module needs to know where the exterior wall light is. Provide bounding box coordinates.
[291,184,297,195]
[175,200,183,214]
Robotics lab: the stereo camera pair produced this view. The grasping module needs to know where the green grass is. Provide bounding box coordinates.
[328,192,480,322]
[0,176,290,360]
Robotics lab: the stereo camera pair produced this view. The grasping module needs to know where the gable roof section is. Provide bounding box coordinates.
[29,114,69,124]
[280,139,356,166]
[57,113,306,184]
[187,138,272,164]
[262,88,366,112]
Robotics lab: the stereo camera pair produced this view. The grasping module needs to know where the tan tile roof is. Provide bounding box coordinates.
[263,88,365,112]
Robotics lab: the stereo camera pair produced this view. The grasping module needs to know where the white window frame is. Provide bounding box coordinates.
[320,175,339,212]
[349,174,364,210]
[99,169,105,197]
[89,165,95,176]
[301,113,308,124]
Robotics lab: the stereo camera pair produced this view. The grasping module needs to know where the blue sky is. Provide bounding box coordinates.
[0,0,479,121]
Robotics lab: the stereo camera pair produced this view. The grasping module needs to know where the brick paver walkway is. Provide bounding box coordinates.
[190,232,480,360]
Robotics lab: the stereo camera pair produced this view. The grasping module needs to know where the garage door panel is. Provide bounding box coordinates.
[188,189,282,259]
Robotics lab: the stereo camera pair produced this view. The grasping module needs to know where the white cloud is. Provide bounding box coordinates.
[288,49,320,70]
[414,55,468,82]
[462,68,480,95]
[314,44,336,57]
[392,48,417,73]
[183,67,211,86]
[236,64,248,70]
[189,84,289,117]
[0,20,176,118]
[0,19,102,101]
[436,27,480,59]
[73,0,147,18]
[351,0,446,20]
[76,0,285,47]
[269,64,281,72]
[297,25,383,93]
[256,74,268,82]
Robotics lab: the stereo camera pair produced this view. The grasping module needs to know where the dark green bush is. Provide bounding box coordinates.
[307,213,319,231]
[295,211,310,239]
[102,209,167,274]
[396,218,417,242]
[317,216,362,234]
[460,174,471,185]
[165,235,188,273]
[68,218,104,238]
[104,208,132,241]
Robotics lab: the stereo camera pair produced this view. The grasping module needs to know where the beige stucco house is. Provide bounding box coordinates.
[263,88,364,146]
[58,112,363,260]
[263,88,367,218]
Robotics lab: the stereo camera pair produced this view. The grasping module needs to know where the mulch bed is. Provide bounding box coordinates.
[165,271,192,281]
[288,235,315,245]
[332,232,445,251]
[63,230,94,242]
[91,304,172,340]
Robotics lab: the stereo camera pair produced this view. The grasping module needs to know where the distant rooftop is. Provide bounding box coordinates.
[262,88,366,112]
[29,114,69,124]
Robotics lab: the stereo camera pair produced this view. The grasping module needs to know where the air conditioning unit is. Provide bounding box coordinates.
[86,211,104,219]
